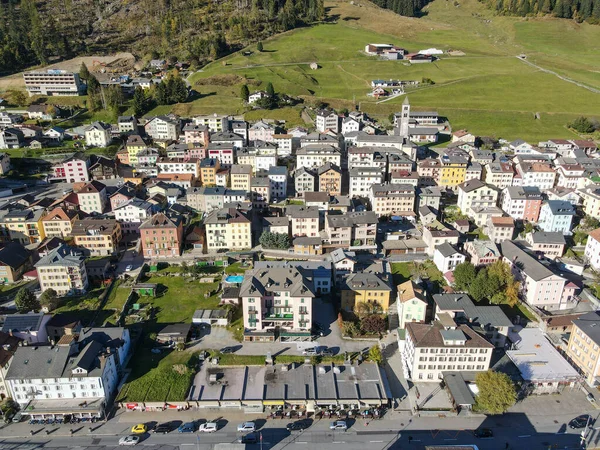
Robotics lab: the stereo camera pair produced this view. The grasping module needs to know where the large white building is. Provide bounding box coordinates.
[515,161,557,191]
[585,228,600,271]
[402,322,493,382]
[296,145,342,168]
[84,122,112,148]
[538,200,575,235]
[114,198,154,235]
[315,109,339,133]
[35,245,89,296]
[23,70,85,96]
[349,167,385,198]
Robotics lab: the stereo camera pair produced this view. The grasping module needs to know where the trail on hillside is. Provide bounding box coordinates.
[516,56,600,94]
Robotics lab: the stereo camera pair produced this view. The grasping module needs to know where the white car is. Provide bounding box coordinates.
[119,435,140,446]
[198,422,218,433]
[329,421,347,431]
[125,265,133,272]
[237,421,256,432]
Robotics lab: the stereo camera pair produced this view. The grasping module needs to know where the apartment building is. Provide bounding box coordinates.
[464,239,500,266]
[1,208,46,245]
[294,167,317,196]
[438,153,468,190]
[207,143,235,168]
[85,122,112,148]
[193,114,228,132]
[417,186,442,211]
[76,181,108,215]
[526,231,566,260]
[486,216,515,243]
[318,163,342,196]
[316,109,339,133]
[402,322,493,381]
[515,162,557,190]
[538,200,575,235]
[268,166,288,200]
[287,206,320,238]
[578,185,600,220]
[211,131,245,149]
[273,134,293,156]
[341,272,393,313]
[567,311,600,386]
[369,183,416,217]
[125,135,147,164]
[35,245,88,295]
[556,162,585,189]
[114,198,154,235]
[41,207,79,238]
[157,157,200,179]
[248,121,276,142]
[417,158,442,186]
[433,243,466,273]
[349,167,385,198]
[54,152,90,183]
[250,177,271,210]
[204,208,252,251]
[23,70,85,96]
[240,267,315,336]
[585,228,600,271]
[501,240,576,311]
[139,212,184,258]
[200,158,221,186]
[300,132,340,149]
[457,180,499,213]
[324,211,377,250]
[501,186,543,222]
[296,145,342,168]
[144,115,180,141]
[484,162,514,189]
[230,164,253,191]
[71,218,121,257]
[422,221,460,256]
[182,123,209,145]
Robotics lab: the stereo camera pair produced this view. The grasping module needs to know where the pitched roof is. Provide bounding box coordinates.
[435,242,460,258]
[35,244,85,268]
[2,312,45,333]
[344,272,391,292]
[77,180,106,194]
[397,280,426,304]
[0,242,31,269]
[458,179,486,193]
[42,207,78,222]
[139,212,182,229]
[499,240,555,281]
[406,322,494,348]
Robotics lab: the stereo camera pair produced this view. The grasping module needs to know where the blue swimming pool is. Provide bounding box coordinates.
[225,275,244,284]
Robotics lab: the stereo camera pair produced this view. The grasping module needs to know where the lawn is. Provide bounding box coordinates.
[224,261,251,275]
[140,275,221,325]
[53,286,110,326]
[391,262,413,286]
[103,280,132,315]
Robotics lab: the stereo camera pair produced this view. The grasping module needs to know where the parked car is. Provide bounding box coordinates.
[286,420,310,431]
[569,415,592,429]
[587,393,596,403]
[221,346,236,354]
[153,423,173,434]
[238,432,259,444]
[237,421,256,432]
[178,422,196,433]
[320,348,334,357]
[329,421,347,431]
[125,265,133,272]
[119,435,140,446]
[130,424,147,434]
[12,412,26,423]
[473,428,493,438]
[198,422,218,433]
[302,347,318,356]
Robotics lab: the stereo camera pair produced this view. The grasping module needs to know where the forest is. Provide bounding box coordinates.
[482,0,600,22]
[368,0,432,16]
[0,0,324,75]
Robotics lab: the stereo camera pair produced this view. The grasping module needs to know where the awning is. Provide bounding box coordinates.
[263,400,285,406]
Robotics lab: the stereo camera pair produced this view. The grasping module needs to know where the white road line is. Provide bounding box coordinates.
[370,440,384,443]
[181,444,195,446]
[518,435,531,438]
[333,441,346,444]
[295,442,308,444]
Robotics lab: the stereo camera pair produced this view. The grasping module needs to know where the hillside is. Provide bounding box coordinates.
[180,0,600,141]
[0,0,324,75]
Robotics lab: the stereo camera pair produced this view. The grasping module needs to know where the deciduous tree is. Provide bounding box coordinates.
[453,262,477,291]
[15,288,41,313]
[474,370,517,414]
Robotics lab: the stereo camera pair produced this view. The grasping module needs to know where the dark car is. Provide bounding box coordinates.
[154,422,173,434]
[473,428,493,438]
[238,432,259,444]
[178,422,196,433]
[569,414,592,429]
[221,346,236,354]
[319,349,334,357]
[286,420,311,432]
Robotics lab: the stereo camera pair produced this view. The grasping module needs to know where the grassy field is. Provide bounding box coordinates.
[176,0,600,141]
[141,275,221,324]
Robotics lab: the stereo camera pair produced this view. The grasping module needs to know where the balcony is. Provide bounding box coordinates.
[264,313,294,320]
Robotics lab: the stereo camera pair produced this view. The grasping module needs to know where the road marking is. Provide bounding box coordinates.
[370,440,384,443]
[333,441,346,444]
[181,444,195,446]
[295,442,308,444]
[518,435,531,438]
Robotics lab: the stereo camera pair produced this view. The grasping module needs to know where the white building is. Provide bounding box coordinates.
[342,117,360,135]
[193,114,228,132]
[349,167,385,198]
[316,109,339,133]
[156,157,200,179]
[538,200,575,235]
[268,166,288,200]
[272,134,293,157]
[23,70,85,96]
[296,145,342,168]
[144,115,180,141]
[515,161,557,191]
[433,243,466,273]
[114,198,154,234]
[585,228,600,271]
[85,122,112,148]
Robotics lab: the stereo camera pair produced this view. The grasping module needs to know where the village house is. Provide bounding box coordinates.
[249,177,271,210]
[525,231,566,260]
[293,236,323,255]
[125,134,147,164]
[515,161,557,191]
[156,157,200,180]
[567,311,600,386]
[457,180,499,214]
[296,145,342,168]
[486,216,515,243]
[464,239,500,266]
[35,244,89,296]
[183,123,209,146]
[538,200,575,235]
[117,115,138,134]
[584,228,600,271]
[318,162,342,196]
[341,272,393,313]
[230,164,253,191]
[268,166,288,200]
[287,205,320,238]
[248,120,276,142]
[484,162,514,189]
[433,243,466,273]
[139,212,184,257]
[422,221,460,256]
[396,280,428,329]
[85,122,112,148]
[501,240,576,311]
[262,216,289,235]
[144,115,180,141]
[316,109,339,133]
[294,167,317,196]
[193,114,228,132]
[555,161,585,189]
[89,155,117,180]
[200,158,221,186]
[76,181,108,214]
[501,186,543,222]
[41,207,79,239]
[71,218,122,256]
[349,167,385,198]
[324,211,377,251]
[578,185,600,220]
[207,142,235,168]
[114,198,154,235]
[0,243,32,284]
[54,152,90,183]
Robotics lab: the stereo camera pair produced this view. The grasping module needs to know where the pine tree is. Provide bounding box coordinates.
[240,84,250,102]
[266,82,275,96]
[257,41,264,52]
[79,62,90,81]
[133,86,147,117]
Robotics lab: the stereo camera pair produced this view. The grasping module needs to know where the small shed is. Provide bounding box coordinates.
[443,371,476,413]
[133,283,157,297]
[156,323,191,344]
[192,309,230,327]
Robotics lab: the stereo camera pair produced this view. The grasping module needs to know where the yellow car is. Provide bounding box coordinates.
[131,424,147,434]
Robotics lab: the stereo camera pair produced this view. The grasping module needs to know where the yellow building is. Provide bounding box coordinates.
[126,134,147,165]
[42,207,79,239]
[200,158,221,187]
[438,153,468,190]
[204,208,252,251]
[341,272,392,313]
[567,311,600,386]
[1,208,46,245]
[71,218,122,256]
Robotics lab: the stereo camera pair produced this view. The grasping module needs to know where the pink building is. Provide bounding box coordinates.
[54,152,90,183]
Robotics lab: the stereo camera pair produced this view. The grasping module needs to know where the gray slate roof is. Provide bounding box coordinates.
[573,311,600,346]
[2,313,45,333]
[499,240,555,281]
